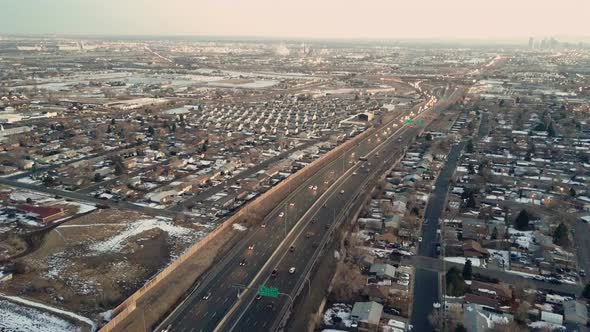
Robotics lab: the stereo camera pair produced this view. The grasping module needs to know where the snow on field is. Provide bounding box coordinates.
[505,269,538,278]
[1,295,96,331]
[444,257,484,267]
[487,249,509,269]
[0,298,86,332]
[62,201,97,214]
[232,223,247,231]
[16,177,41,185]
[508,227,535,249]
[89,217,197,253]
[528,321,565,331]
[323,303,353,327]
[9,190,54,204]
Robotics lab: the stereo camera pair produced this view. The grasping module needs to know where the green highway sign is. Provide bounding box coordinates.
[258,285,279,298]
[417,120,423,125]
[404,119,414,124]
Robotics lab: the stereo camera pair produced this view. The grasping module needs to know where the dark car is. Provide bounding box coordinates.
[289,246,295,252]
[270,269,278,278]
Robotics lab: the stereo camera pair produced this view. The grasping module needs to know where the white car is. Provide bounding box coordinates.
[289,267,296,274]
[340,190,345,194]
[279,212,284,217]
[418,237,423,242]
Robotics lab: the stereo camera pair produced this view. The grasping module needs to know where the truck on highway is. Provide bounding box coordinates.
[359,155,369,161]
[305,231,314,238]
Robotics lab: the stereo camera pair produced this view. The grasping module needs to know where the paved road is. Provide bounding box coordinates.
[405,255,583,296]
[410,142,464,332]
[0,177,177,218]
[220,119,423,332]
[573,220,590,284]
[156,110,420,332]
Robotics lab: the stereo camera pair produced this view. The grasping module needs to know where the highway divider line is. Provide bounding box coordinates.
[215,150,363,332]
[269,126,414,331]
[222,124,415,332]
[154,130,375,331]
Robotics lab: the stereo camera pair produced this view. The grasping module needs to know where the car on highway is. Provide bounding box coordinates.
[580,269,586,277]
[279,212,284,217]
[352,171,357,175]
[418,237,423,242]
[289,267,296,274]
[270,269,278,278]
[261,223,266,228]
[248,244,255,250]
[239,259,246,266]
[203,292,211,300]
[340,190,344,194]
[289,202,295,207]
[255,294,262,300]
[289,246,295,252]
[312,185,318,191]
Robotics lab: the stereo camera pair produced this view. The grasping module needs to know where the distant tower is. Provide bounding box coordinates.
[528,37,534,49]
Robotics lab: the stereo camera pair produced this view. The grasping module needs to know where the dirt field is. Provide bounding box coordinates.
[108,227,241,331]
[0,208,205,319]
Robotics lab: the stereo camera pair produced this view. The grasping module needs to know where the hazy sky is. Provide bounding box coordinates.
[1,0,589,39]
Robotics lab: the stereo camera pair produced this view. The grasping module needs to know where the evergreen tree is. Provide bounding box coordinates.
[491,226,498,240]
[553,223,569,247]
[570,188,577,197]
[583,283,590,300]
[446,267,466,296]
[514,209,530,231]
[547,122,556,137]
[462,259,473,280]
[455,324,468,332]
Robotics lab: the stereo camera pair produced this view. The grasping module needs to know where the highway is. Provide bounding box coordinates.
[218,115,425,332]
[157,106,430,332]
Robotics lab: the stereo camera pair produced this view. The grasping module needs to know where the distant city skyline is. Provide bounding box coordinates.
[1,0,590,40]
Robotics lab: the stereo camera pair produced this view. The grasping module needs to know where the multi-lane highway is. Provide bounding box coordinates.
[219,114,425,332]
[157,106,431,332]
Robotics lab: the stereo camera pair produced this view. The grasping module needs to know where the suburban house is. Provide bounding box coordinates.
[16,204,65,223]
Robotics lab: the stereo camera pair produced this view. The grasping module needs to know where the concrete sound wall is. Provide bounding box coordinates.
[99,128,373,332]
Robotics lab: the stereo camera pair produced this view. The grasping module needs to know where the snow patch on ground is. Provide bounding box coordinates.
[232,223,247,231]
[444,257,484,267]
[487,249,509,269]
[323,303,353,327]
[0,295,96,332]
[89,217,193,253]
[508,227,534,249]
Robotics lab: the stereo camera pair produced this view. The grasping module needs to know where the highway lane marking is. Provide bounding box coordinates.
[175,112,413,332]
[249,116,434,330]
[214,144,372,332]
[223,124,417,332]
[156,150,352,329]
